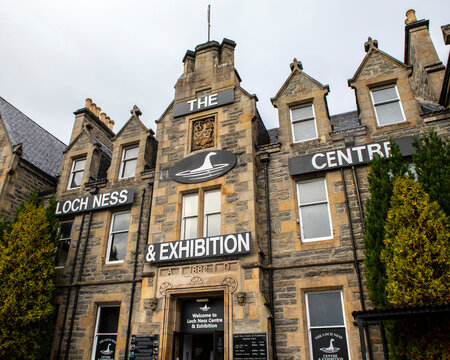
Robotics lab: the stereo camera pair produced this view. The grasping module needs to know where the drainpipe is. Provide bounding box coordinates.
[64,210,94,359]
[261,152,277,360]
[56,212,86,360]
[351,166,365,232]
[340,168,372,360]
[125,187,148,359]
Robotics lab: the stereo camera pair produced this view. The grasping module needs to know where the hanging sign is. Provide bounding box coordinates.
[310,328,349,360]
[170,150,236,184]
[173,88,234,117]
[233,333,268,360]
[289,136,415,176]
[94,335,117,360]
[145,232,251,263]
[181,299,224,333]
[55,188,134,215]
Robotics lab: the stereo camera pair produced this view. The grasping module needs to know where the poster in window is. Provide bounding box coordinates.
[310,328,349,360]
[94,335,117,360]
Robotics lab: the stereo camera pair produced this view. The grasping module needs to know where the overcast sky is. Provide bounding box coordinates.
[0,0,448,145]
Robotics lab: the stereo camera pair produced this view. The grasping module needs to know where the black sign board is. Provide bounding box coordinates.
[310,328,349,360]
[173,88,234,117]
[145,232,252,263]
[170,149,237,184]
[129,334,159,360]
[233,333,268,360]
[181,299,224,333]
[56,188,134,215]
[289,136,415,176]
[93,335,117,360]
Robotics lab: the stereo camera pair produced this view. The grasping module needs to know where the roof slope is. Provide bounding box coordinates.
[0,96,66,177]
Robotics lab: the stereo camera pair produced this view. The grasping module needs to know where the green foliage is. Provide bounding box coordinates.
[381,177,449,307]
[413,129,450,215]
[0,197,58,359]
[363,140,410,308]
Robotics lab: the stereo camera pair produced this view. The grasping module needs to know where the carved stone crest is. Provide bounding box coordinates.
[192,117,215,151]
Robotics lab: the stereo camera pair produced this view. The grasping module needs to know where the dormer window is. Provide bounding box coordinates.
[370,85,405,126]
[68,158,86,190]
[119,146,138,179]
[290,104,317,143]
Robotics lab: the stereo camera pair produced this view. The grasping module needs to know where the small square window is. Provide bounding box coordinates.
[68,158,86,190]
[370,85,405,126]
[106,212,131,263]
[296,178,332,242]
[119,146,138,179]
[290,104,317,143]
[91,305,120,360]
[55,221,73,268]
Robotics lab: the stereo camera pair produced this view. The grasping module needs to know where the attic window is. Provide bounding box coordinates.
[68,158,86,190]
[370,85,405,126]
[119,146,138,179]
[290,104,317,143]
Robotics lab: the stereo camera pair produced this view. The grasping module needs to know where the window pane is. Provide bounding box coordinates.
[206,214,221,237]
[183,194,198,217]
[60,222,72,239]
[293,119,316,142]
[109,232,128,261]
[307,292,344,327]
[372,86,397,103]
[375,102,404,126]
[73,159,86,171]
[71,171,83,188]
[124,147,138,160]
[98,306,120,333]
[297,179,327,204]
[56,240,70,267]
[292,105,313,121]
[121,159,137,178]
[112,212,130,232]
[204,189,221,213]
[300,203,331,239]
[184,217,198,239]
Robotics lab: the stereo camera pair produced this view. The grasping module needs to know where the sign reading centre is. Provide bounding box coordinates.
[173,88,234,118]
[145,232,251,263]
[56,189,134,215]
[289,136,414,176]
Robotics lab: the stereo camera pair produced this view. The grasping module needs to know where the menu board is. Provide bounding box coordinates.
[233,333,268,360]
[129,334,159,360]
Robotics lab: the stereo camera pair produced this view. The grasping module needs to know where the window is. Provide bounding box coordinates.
[370,85,405,126]
[296,178,332,242]
[290,104,317,142]
[55,221,73,268]
[181,188,221,240]
[68,158,86,189]
[91,305,120,360]
[119,146,138,179]
[106,211,131,263]
[305,291,350,360]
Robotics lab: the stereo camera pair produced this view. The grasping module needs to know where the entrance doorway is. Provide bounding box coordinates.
[173,298,224,360]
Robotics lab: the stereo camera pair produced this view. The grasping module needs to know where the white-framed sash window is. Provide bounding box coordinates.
[290,104,318,143]
[91,305,120,360]
[68,158,86,189]
[106,211,131,263]
[119,146,138,179]
[370,85,405,126]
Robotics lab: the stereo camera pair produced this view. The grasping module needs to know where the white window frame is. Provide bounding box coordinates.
[305,290,350,360]
[55,221,73,268]
[67,158,86,190]
[370,84,406,127]
[181,193,199,240]
[118,145,139,179]
[91,305,120,360]
[290,104,318,143]
[106,211,131,264]
[203,188,221,237]
[296,178,333,242]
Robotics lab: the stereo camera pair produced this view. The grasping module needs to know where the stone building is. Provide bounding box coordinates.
[51,10,449,360]
[0,96,65,219]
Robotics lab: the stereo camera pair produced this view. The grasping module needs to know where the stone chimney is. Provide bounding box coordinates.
[404,9,445,101]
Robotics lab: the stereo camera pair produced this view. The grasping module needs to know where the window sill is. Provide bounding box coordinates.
[296,237,340,251]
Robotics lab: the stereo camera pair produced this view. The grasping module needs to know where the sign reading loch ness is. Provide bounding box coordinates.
[145,232,251,264]
[170,150,236,184]
[55,189,134,215]
[173,88,234,118]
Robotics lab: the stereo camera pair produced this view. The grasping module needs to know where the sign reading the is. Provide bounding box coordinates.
[56,189,134,215]
[145,232,252,264]
[289,136,415,176]
[173,88,234,117]
[129,334,159,360]
[170,150,236,184]
[94,335,116,360]
[233,333,268,360]
[181,299,224,333]
[310,328,349,360]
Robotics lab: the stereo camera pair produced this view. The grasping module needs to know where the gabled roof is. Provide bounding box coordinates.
[113,106,150,139]
[0,96,66,177]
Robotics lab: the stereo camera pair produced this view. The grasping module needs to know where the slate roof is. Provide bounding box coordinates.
[330,110,360,131]
[0,96,66,178]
